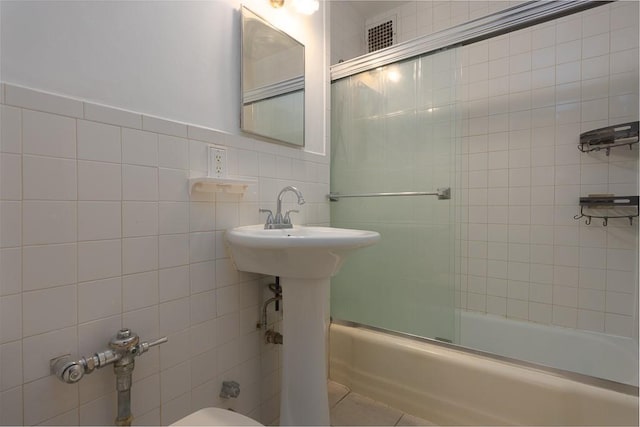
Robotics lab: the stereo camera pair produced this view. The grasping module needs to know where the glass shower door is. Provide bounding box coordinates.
[330,50,460,342]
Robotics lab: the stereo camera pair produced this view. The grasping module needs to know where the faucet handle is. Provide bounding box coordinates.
[283,210,299,225]
[135,336,168,356]
[259,209,274,228]
[259,209,273,221]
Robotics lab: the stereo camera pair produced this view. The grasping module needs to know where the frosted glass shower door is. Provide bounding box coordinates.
[330,51,459,341]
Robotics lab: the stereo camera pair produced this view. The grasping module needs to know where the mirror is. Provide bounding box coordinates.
[241,6,305,146]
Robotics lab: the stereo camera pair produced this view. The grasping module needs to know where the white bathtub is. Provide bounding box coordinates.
[329,322,639,425]
[458,311,639,387]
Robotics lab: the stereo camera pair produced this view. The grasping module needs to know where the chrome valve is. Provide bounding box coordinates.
[50,328,167,426]
[50,328,167,384]
[136,336,169,356]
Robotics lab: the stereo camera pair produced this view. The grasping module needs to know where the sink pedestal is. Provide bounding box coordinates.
[279,278,330,426]
[225,225,380,426]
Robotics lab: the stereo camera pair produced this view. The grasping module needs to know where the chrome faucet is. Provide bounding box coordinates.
[260,186,305,229]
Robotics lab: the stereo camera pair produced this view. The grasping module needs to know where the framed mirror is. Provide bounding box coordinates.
[241,6,305,146]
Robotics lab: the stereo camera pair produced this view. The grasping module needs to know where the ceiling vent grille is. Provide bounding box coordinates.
[366,17,396,53]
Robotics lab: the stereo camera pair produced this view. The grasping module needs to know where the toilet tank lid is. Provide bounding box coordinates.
[170,407,263,426]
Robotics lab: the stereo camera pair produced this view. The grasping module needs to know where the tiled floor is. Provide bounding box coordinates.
[328,381,436,426]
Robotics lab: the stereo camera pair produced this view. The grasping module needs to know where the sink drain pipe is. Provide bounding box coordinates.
[259,277,283,344]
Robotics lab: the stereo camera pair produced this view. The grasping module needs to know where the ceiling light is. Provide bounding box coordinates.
[293,0,319,15]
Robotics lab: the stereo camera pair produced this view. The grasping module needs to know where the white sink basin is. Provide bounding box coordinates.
[226,225,380,279]
[225,224,380,426]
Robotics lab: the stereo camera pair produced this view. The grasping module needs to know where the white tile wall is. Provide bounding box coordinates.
[456,2,639,337]
[0,82,328,425]
[332,0,636,341]
[332,1,513,65]
[331,1,522,65]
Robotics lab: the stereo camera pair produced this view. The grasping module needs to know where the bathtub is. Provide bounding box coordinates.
[329,321,639,425]
[458,311,639,387]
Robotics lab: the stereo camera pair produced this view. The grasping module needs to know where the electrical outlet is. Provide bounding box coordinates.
[208,147,227,178]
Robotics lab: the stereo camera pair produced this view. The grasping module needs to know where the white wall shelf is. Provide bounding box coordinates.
[189,177,255,194]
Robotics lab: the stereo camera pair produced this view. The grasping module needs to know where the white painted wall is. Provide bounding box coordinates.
[0,0,327,154]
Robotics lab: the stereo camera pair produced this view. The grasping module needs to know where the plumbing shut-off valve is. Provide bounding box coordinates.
[50,328,167,426]
[51,328,167,384]
[220,380,241,399]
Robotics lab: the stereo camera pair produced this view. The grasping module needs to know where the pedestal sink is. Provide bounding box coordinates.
[226,225,380,426]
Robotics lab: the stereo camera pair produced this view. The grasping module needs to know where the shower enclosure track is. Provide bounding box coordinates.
[330,0,611,81]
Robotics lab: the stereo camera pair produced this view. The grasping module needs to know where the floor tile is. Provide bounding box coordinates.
[396,413,438,426]
[328,380,350,408]
[330,392,403,426]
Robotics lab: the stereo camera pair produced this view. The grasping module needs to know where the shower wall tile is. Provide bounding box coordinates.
[4,84,83,118]
[143,115,188,139]
[160,329,191,370]
[123,201,158,237]
[0,341,22,390]
[122,128,158,166]
[23,376,79,426]
[23,155,77,200]
[83,102,142,129]
[122,236,159,275]
[0,387,23,426]
[0,295,21,344]
[122,164,158,201]
[189,261,216,294]
[0,82,329,424]
[456,2,639,338]
[123,271,159,312]
[159,135,189,169]
[159,167,189,201]
[1,105,22,154]
[22,201,76,245]
[77,239,122,282]
[22,243,77,291]
[159,202,189,235]
[22,109,76,159]
[0,248,21,296]
[79,392,117,426]
[0,202,20,248]
[78,277,122,323]
[159,233,189,268]
[0,153,21,200]
[22,285,77,337]
[77,120,121,163]
[189,140,210,174]
[77,160,122,200]
[78,201,122,241]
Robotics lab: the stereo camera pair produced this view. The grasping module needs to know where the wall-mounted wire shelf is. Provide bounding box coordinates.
[328,188,451,202]
[574,195,639,226]
[578,121,638,156]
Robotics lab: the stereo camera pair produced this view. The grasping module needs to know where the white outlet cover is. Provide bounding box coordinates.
[208,147,227,178]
